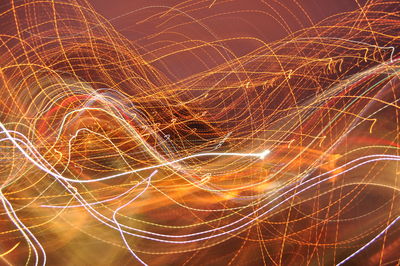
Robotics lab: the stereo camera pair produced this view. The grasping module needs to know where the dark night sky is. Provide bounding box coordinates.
[88,0,370,41]
[86,0,370,80]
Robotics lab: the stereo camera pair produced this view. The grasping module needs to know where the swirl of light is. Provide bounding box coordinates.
[0,0,399,265]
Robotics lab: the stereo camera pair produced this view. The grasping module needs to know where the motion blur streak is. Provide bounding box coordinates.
[0,0,399,265]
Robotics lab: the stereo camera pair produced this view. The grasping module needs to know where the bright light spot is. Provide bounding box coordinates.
[259,149,271,160]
